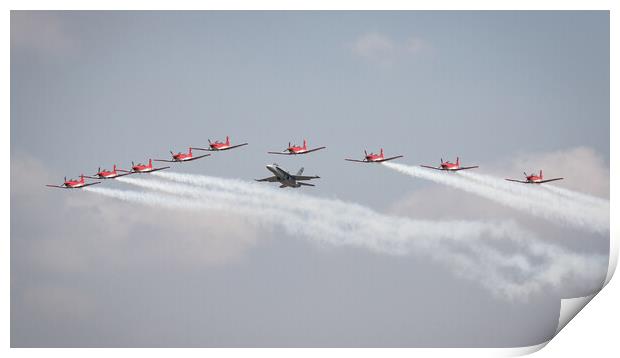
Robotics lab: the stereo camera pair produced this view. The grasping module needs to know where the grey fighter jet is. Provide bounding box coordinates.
[255,164,320,188]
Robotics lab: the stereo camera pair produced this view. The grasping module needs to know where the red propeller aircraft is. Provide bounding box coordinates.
[268,139,326,155]
[83,164,132,180]
[46,175,101,189]
[506,170,564,184]
[345,148,403,163]
[154,147,211,163]
[130,159,170,173]
[421,157,478,171]
[193,136,248,152]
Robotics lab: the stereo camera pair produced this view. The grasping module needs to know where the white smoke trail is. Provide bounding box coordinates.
[542,184,610,208]
[383,162,609,234]
[459,171,609,232]
[91,175,608,301]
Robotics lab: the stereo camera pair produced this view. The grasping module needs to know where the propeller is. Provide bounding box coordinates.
[170,150,174,156]
[208,139,212,144]
[524,172,528,177]
[364,150,368,156]
[441,158,443,164]
[64,176,67,182]
[288,142,291,148]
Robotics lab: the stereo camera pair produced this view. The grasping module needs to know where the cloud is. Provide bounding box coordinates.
[11,153,263,275]
[387,146,609,256]
[509,147,609,197]
[350,32,427,65]
[11,11,76,56]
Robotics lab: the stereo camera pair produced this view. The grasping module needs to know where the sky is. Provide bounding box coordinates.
[10,11,610,347]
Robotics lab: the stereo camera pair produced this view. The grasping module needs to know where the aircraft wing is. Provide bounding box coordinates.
[81,182,102,187]
[374,155,404,163]
[46,184,67,189]
[420,165,442,170]
[83,175,100,179]
[255,176,279,182]
[505,179,529,183]
[297,182,315,187]
[454,166,479,171]
[293,175,320,181]
[268,151,293,155]
[114,172,134,178]
[190,147,211,151]
[221,143,248,150]
[184,154,211,161]
[538,178,564,184]
[149,166,170,172]
[345,159,367,163]
[301,146,326,154]
[153,159,177,163]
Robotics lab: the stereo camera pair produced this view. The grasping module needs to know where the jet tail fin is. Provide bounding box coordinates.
[297,167,304,176]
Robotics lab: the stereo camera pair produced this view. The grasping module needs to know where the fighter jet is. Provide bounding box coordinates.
[255,164,320,188]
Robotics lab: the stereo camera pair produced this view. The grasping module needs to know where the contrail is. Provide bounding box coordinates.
[382,162,609,234]
[90,175,608,300]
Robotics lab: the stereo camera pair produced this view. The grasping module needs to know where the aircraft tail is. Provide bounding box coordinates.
[380,148,384,157]
[226,136,230,145]
[148,158,152,167]
[297,167,304,176]
[80,174,85,183]
[113,164,116,172]
[540,170,543,179]
[457,157,460,166]
[303,139,307,149]
[189,147,192,154]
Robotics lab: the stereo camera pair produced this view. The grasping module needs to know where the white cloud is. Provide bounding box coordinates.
[509,147,609,197]
[11,12,76,56]
[11,153,263,275]
[350,32,427,65]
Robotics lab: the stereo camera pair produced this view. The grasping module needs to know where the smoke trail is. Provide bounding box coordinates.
[459,171,609,232]
[542,184,610,208]
[383,162,609,234]
[95,176,607,300]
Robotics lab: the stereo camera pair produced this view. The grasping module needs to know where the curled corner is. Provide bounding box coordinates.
[554,294,596,335]
[500,228,615,357]
[496,295,596,357]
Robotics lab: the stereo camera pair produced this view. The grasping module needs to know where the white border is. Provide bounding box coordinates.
[4,1,617,356]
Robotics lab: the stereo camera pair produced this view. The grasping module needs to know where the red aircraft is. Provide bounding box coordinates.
[506,170,564,184]
[268,139,326,155]
[130,159,170,173]
[193,136,248,152]
[345,148,403,163]
[421,157,479,171]
[84,164,132,180]
[46,175,101,189]
[154,147,211,163]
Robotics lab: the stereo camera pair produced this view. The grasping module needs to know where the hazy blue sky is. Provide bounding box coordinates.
[11,11,609,347]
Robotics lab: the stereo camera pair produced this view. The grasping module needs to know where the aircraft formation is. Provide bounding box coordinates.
[46,135,564,189]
